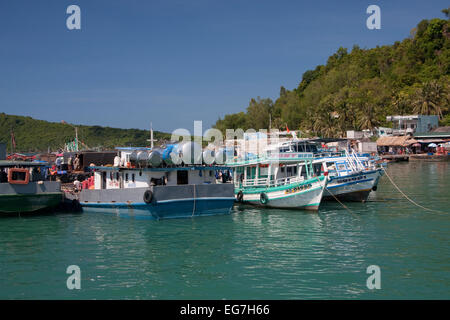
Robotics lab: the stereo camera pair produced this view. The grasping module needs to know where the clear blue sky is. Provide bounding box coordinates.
[0,0,448,133]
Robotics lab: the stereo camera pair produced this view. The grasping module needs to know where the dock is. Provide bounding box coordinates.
[409,154,450,161]
[381,154,410,161]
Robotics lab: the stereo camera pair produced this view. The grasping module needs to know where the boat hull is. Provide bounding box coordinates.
[0,181,62,214]
[78,184,235,220]
[81,198,235,219]
[0,193,62,213]
[236,176,326,210]
[323,169,382,202]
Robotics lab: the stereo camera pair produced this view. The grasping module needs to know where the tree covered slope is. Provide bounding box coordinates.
[214,11,450,137]
[0,113,171,152]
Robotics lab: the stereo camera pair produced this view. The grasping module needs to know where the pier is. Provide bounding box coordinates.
[381,154,410,161]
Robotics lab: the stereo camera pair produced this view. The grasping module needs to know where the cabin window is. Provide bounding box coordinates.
[313,163,322,176]
[132,174,135,182]
[116,172,119,181]
[125,173,129,182]
[287,166,292,175]
[300,166,307,178]
[177,170,189,185]
[293,166,297,175]
[337,163,346,171]
[109,172,113,180]
[11,171,27,181]
[280,167,285,173]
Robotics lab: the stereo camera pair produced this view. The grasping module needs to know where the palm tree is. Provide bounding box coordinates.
[358,103,380,131]
[392,91,412,115]
[412,80,448,119]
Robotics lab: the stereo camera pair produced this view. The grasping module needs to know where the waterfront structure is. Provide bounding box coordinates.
[0,161,62,214]
[386,115,439,136]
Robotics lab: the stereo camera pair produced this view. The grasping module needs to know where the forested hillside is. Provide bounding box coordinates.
[0,113,171,152]
[214,10,450,137]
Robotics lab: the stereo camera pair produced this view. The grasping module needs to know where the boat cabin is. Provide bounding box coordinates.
[232,158,322,189]
[90,166,225,190]
[0,161,49,185]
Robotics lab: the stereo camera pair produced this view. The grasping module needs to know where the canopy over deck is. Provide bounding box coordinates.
[376,136,414,147]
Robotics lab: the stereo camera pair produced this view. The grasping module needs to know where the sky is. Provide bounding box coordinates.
[0,0,448,133]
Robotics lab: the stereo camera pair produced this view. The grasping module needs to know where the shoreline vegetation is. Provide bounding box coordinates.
[0,113,172,153]
[214,10,450,137]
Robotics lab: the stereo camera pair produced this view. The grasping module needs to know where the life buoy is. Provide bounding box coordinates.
[372,185,377,191]
[260,192,268,205]
[8,168,30,185]
[236,191,244,202]
[143,190,153,204]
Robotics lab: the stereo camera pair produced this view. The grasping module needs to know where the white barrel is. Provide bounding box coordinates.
[202,149,215,165]
[215,147,234,164]
[137,151,148,164]
[129,151,138,162]
[179,141,202,165]
[148,149,162,167]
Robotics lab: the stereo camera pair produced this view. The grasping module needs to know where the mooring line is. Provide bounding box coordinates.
[324,185,358,217]
[381,167,446,214]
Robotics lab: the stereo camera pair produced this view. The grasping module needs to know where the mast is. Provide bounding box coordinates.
[147,122,157,149]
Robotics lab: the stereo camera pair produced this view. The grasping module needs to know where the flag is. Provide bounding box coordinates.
[286,124,290,133]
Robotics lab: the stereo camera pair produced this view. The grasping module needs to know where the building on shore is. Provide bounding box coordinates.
[386,115,439,136]
[376,136,418,154]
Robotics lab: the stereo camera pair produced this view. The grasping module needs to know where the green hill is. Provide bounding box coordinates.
[214,10,450,137]
[0,113,172,153]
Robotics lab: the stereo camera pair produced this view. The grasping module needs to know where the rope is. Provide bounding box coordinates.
[324,185,358,217]
[381,167,446,214]
[192,184,196,216]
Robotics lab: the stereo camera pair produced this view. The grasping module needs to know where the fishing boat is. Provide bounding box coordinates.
[228,156,328,210]
[264,139,384,202]
[318,149,384,202]
[0,160,62,214]
[70,145,235,219]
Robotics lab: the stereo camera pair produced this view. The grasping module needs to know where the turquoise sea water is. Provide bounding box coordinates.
[0,161,449,299]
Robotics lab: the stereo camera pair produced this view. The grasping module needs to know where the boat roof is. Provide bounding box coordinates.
[115,147,152,151]
[0,160,48,167]
[90,165,232,172]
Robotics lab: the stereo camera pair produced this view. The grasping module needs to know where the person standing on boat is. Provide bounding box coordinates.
[73,155,80,171]
[55,156,62,171]
[68,155,73,171]
[114,155,121,167]
[73,178,81,192]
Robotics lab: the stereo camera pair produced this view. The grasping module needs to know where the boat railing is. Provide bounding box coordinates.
[240,175,305,188]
